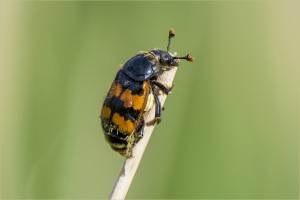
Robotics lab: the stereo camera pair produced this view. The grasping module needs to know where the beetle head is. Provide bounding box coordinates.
[155,28,194,70]
[160,51,179,67]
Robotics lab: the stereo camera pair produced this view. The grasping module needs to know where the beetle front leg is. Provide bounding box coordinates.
[151,80,174,95]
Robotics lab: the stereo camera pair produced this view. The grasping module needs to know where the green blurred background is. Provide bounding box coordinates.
[1,1,299,199]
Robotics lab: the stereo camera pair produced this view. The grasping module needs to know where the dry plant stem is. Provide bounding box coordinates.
[108,67,178,200]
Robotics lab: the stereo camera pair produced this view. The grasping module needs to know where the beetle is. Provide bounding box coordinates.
[100,28,194,157]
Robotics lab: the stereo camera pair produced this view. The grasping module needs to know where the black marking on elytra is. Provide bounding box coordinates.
[103,96,139,122]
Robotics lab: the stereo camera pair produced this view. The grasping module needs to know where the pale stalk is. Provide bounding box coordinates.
[108,66,178,200]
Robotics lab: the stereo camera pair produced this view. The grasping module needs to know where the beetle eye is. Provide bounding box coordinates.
[160,54,171,65]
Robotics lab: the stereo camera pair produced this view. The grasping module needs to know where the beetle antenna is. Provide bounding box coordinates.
[173,54,195,62]
[167,28,175,52]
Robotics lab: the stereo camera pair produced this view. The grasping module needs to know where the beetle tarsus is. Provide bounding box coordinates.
[155,117,162,124]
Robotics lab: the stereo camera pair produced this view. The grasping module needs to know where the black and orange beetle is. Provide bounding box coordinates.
[100,28,194,157]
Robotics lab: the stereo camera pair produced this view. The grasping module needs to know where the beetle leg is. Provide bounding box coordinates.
[135,117,145,138]
[151,80,173,95]
[149,82,162,124]
[153,91,162,124]
[139,121,145,138]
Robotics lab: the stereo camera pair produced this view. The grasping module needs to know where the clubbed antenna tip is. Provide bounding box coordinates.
[169,28,175,38]
[186,54,195,62]
[174,54,195,62]
[167,28,175,52]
